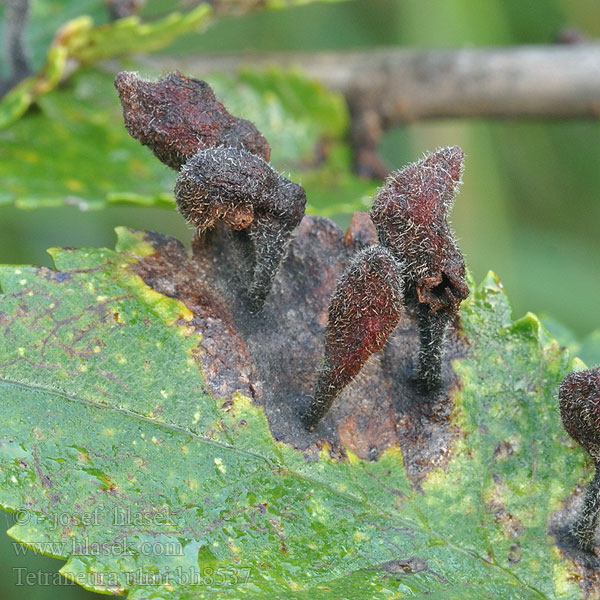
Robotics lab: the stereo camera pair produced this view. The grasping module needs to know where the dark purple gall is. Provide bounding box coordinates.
[559,367,600,555]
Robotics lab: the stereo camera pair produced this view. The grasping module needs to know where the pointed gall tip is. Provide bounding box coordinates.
[114,71,138,96]
[425,145,464,184]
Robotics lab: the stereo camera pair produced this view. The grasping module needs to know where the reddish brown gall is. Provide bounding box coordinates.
[302,245,403,430]
[370,145,468,315]
[114,71,270,170]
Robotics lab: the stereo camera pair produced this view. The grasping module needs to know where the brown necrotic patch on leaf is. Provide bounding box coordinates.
[127,231,260,401]
[550,483,600,587]
[175,146,307,312]
[382,557,448,584]
[343,211,378,249]
[114,71,270,170]
[128,214,466,483]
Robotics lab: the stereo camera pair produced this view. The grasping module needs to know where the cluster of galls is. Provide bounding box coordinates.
[115,71,468,432]
[303,146,468,430]
[117,70,600,566]
[114,71,305,313]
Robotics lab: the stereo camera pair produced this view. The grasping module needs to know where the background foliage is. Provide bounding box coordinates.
[0,0,599,597]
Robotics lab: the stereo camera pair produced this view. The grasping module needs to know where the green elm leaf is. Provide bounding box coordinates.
[0,4,213,128]
[0,219,593,599]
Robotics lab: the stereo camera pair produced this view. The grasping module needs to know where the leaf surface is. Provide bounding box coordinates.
[0,226,590,599]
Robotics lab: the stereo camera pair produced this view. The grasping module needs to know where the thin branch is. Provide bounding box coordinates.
[142,44,600,177]
[145,44,600,120]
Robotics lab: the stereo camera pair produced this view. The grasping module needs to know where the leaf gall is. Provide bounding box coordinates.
[175,146,306,311]
[370,146,469,393]
[559,367,600,555]
[302,245,403,430]
[114,71,270,170]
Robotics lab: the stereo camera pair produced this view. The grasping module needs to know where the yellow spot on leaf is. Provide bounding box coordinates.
[65,178,84,192]
[180,325,196,337]
[137,285,194,325]
[379,445,404,463]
